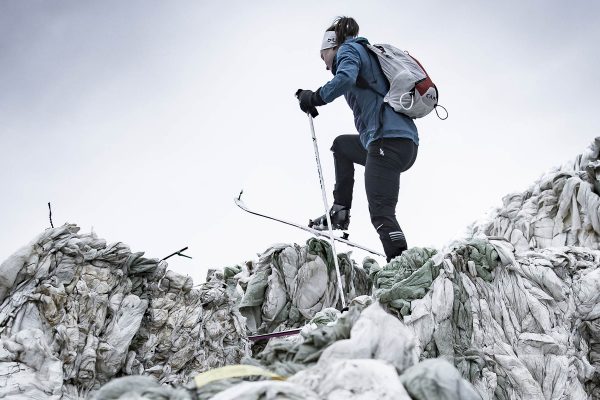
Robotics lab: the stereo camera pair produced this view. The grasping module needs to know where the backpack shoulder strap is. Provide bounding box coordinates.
[347,41,387,97]
[347,41,392,137]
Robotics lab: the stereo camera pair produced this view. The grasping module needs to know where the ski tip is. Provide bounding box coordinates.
[234,196,246,209]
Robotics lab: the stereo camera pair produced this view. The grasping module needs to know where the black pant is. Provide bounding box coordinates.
[331,135,418,261]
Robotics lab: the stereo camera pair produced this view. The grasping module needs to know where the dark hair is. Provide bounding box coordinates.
[326,16,359,46]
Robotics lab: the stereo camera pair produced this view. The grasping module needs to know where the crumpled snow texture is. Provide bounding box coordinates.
[100,302,477,400]
[376,241,600,399]
[238,238,370,334]
[471,136,600,251]
[199,302,478,400]
[0,225,250,399]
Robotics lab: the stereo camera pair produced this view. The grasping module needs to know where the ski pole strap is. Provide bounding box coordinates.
[435,104,448,120]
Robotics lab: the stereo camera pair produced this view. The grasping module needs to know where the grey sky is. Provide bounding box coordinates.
[1,1,599,283]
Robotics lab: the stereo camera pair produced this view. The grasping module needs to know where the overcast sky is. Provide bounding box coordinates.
[1,0,598,284]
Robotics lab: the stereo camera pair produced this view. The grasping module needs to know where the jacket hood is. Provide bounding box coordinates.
[332,37,370,74]
[345,36,370,46]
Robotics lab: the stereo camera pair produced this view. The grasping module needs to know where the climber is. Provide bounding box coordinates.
[296,16,419,262]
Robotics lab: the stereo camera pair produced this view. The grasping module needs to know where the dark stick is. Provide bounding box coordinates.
[48,202,54,228]
[248,328,302,342]
[162,247,191,261]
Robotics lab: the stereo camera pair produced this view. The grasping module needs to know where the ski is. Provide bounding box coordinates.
[234,191,385,258]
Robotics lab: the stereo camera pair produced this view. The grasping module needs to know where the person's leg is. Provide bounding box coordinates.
[330,135,367,208]
[365,138,418,261]
[310,135,366,230]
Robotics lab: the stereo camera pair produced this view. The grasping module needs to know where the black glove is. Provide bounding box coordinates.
[295,89,326,118]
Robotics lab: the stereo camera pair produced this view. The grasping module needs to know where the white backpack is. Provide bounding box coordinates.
[365,43,447,120]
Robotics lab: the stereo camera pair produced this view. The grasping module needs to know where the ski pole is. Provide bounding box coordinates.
[305,113,347,309]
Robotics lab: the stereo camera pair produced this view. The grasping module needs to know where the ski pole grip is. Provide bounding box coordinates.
[294,90,319,117]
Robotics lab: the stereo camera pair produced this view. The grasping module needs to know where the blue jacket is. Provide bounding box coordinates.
[319,37,419,148]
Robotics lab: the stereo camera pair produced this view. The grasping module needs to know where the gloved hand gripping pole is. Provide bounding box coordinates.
[306,113,347,308]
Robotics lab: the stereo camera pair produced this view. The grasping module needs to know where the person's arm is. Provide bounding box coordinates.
[319,44,361,103]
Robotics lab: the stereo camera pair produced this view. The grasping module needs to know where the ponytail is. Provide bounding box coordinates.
[326,16,359,46]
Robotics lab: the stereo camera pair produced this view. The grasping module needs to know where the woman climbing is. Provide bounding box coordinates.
[296,16,419,262]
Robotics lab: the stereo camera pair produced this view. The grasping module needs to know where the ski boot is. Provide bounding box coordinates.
[309,204,350,231]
